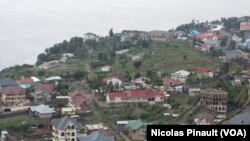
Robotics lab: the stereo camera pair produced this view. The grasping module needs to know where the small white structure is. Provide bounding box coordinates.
[103,77,123,86]
[31,76,40,82]
[101,66,111,72]
[163,104,172,109]
[56,96,70,99]
[83,32,99,41]
[116,49,128,55]
[1,131,8,141]
[60,53,74,62]
[45,76,62,82]
[62,107,76,115]
[163,113,171,116]
[232,34,242,42]
[174,85,183,93]
[85,123,108,131]
[188,88,201,96]
[38,60,60,70]
[116,121,129,125]
[211,25,224,32]
[172,70,190,83]
[132,77,150,85]
[172,113,180,117]
[132,55,142,61]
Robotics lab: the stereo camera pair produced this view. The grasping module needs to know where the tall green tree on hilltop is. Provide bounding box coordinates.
[109,28,114,37]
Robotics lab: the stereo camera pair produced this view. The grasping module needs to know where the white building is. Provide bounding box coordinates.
[51,116,83,141]
[115,49,128,55]
[83,32,99,41]
[103,77,123,86]
[101,66,111,72]
[171,70,190,83]
[106,90,165,104]
[62,108,76,115]
[30,104,55,119]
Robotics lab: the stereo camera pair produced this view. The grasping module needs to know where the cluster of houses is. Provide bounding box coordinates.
[3,21,250,140]
[188,30,221,52]
[120,30,175,42]
[38,53,74,70]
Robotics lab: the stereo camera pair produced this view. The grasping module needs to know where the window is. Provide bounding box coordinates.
[61,132,64,136]
[71,125,75,129]
[68,125,71,129]
[71,139,75,141]
[71,132,75,136]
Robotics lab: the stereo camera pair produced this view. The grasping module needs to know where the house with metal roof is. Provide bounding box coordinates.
[189,30,200,36]
[51,116,83,141]
[0,78,18,88]
[125,120,149,141]
[30,104,55,119]
[78,131,115,141]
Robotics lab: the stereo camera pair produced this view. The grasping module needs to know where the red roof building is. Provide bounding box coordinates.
[17,78,34,83]
[35,83,54,94]
[196,67,217,78]
[195,33,220,41]
[68,91,89,111]
[240,22,250,31]
[106,90,165,103]
[163,77,181,86]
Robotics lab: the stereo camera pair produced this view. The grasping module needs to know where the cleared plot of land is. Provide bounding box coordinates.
[0,115,38,131]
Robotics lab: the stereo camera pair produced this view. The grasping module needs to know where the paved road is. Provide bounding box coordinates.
[178,100,201,124]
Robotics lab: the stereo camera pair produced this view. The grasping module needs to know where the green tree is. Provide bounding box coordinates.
[229,40,236,50]
[133,60,142,69]
[222,62,229,73]
[73,71,88,80]
[109,28,114,37]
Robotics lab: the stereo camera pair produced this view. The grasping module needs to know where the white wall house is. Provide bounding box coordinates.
[104,77,123,86]
[101,66,111,72]
[51,116,83,141]
[106,90,165,104]
[171,70,190,83]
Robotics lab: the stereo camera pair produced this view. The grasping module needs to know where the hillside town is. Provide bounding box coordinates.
[1,17,250,141]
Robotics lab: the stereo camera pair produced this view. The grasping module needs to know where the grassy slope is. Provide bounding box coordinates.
[110,39,219,77]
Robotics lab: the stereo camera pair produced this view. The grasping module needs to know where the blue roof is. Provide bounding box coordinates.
[79,131,115,141]
[0,78,18,87]
[246,42,250,47]
[190,30,200,35]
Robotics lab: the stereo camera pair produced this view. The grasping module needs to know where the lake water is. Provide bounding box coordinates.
[1,0,250,70]
[228,106,250,124]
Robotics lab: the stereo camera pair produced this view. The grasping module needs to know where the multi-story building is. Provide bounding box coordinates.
[1,86,26,106]
[32,83,55,103]
[106,90,165,103]
[201,89,228,113]
[240,22,250,39]
[51,116,83,141]
[240,22,250,31]
[142,30,175,41]
[127,120,148,141]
